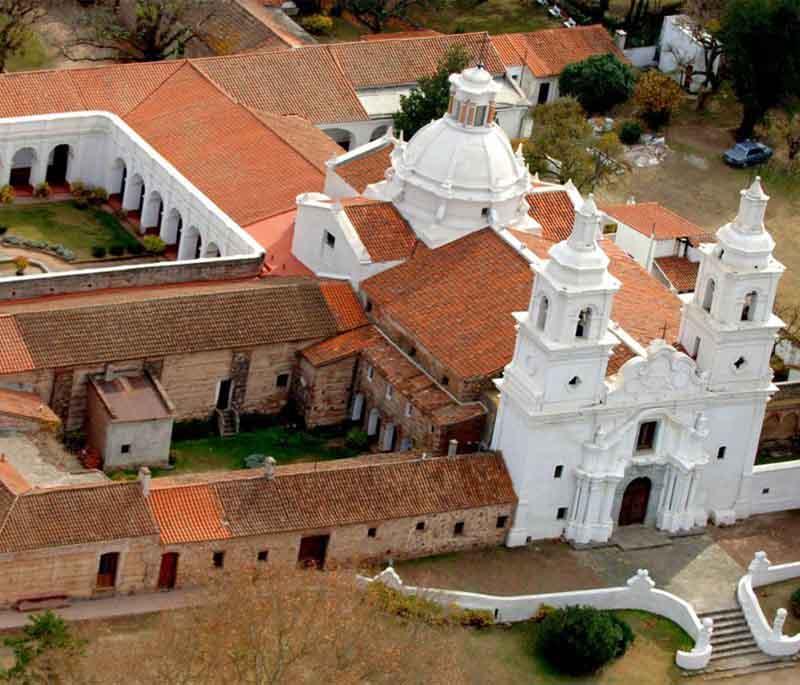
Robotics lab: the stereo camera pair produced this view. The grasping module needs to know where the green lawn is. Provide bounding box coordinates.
[408,0,559,35]
[0,202,139,260]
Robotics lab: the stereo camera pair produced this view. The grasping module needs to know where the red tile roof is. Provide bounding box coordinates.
[0,460,31,497]
[335,143,393,193]
[525,190,576,242]
[0,388,59,426]
[493,26,627,78]
[0,317,33,375]
[602,202,707,240]
[328,32,506,88]
[301,325,381,366]
[148,483,231,544]
[654,256,699,293]
[245,210,313,277]
[319,281,369,331]
[251,110,344,173]
[342,200,418,262]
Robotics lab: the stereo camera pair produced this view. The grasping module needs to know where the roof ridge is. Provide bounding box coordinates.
[123,60,196,121]
[0,494,18,545]
[22,479,139,496]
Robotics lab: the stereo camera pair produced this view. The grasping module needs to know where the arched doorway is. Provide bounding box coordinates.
[10,147,36,189]
[109,158,127,201]
[161,208,182,245]
[619,477,652,526]
[324,127,353,151]
[142,190,163,233]
[177,225,200,260]
[46,144,70,186]
[203,241,221,258]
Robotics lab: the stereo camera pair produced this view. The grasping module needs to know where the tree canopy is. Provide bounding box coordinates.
[392,44,471,140]
[559,54,636,114]
[0,0,44,73]
[341,0,438,32]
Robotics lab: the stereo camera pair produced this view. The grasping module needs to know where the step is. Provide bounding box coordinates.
[697,658,797,680]
[711,633,756,647]
[711,623,749,638]
[708,616,748,629]
[709,646,762,662]
[699,608,742,619]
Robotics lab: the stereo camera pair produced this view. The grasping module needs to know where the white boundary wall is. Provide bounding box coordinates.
[358,566,713,670]
[751,461,800,514]
[737,552,800,657]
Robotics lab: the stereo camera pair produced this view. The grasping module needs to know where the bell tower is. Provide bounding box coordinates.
[679,178,784,391]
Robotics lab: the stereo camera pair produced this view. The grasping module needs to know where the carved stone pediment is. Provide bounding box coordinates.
[608,340,708,404]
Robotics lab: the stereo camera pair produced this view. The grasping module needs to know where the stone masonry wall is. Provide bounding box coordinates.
[299,356,358,428]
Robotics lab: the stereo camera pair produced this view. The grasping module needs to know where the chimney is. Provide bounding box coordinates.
[104,365,116,382]
[448,439,458,457]
[264,456,277,480]
[614,29,627,50]
[626,195,636,205]
[138,466,151,498]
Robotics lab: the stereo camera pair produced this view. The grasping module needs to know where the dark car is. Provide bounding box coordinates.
[723,140,773,168]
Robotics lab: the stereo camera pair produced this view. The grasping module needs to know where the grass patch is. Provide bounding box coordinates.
[6,30,50,73]
[408,0,558,34]
[0,202,138,260]
[318,16,370,43]
[756,580,800,637]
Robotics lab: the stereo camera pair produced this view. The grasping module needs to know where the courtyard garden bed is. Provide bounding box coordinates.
[0,202,139,261]
[756,579,800,637]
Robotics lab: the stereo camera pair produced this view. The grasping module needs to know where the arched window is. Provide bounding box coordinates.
[702,279,715,313]
[537,296,549,331]
[741,291,757,321]
[575,307,592,339]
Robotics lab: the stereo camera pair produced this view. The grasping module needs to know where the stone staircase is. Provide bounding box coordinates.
[689,607,798,680]
[216,408,239,437]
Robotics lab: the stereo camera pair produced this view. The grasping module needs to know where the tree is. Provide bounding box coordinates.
[524,97,625,192]
[65,0,220,63]
[392,44,470,139]
[632,70,684,129]
[342,0,437,32]
[0,0,45,73]
[758,105,800,160]
[721,0,800,139]
[559,54,636,114]
[680,0,725,108]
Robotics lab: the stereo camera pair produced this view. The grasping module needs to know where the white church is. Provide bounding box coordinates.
[290,64,788,546]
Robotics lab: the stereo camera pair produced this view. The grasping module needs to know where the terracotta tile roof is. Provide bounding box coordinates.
[0,460,31,496]
[0,482,158,553]
[124,62,326,226]
[0,317,34,374]
[335,143,393,193]
[148,483,231,544]
[525,190,576,242]
[245,210,313,277]
[192,0,292,55]
[602,202,707,240]
[496,26,627,78]
[328,32,505,89]
[0,388,59,426]
[319,281,369,331]
[343,200,417,262]
[192,48,368,123]
[301,325,381,367]
[7,281,338,369]
[251,110,344,173]
[147,452,514,542]
[654,256,699,293]
[0,69,85,118]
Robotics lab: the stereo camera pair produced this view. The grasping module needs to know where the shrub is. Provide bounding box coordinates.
[73,197,89,210]
[70,181,88,198]
[455,608,494,629]
[537,606,634,676]
[90,186,108,204]
[532,604,557,623]
[127,242,145,256]
[0,185,15,204]
[791,587,800,618]
[345,427,370,452]
[12,256,28,275]
[91,245,107,258]
[109,243,125,257]
[143,235,166,254]
[33,181,51,198]
[559,54,636,114]
[633,70,684,129]
[299,14,333,35]
[618,119,643,145]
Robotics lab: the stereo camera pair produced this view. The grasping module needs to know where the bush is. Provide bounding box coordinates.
[299,14,333,35]
[12,255,28,275]
[127,241,145,256]
[109,243,125,257]
[633,70,684,129]
[618,120,643,145]
[559,54,636,114]
[33,181,51,198]
[91,245,107,259]
[0,185,15,204]
[537,606,634,676]
[90,186,108,204]
[143,235,166,254]
[73,197,89,210]
[70,181,88,198]
[791,587,800,618]
[345,427,370,452]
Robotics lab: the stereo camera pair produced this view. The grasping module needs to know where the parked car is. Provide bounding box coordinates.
[723,140,773,168]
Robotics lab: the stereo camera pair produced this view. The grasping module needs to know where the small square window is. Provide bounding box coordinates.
[365,300,373,313]
[554,465,564,478]
[324,230,336,248]
[453,521,465,536]
[556,507,568,520]
[441,376,449,386]
[762,488,770,495]
[496,515,509,529]
[385,384,393,400]
[415,521,426,531]
[717,446,726,460]
[367,527,377,538]
[212,551,225,568]
[367,365,374,381]
[121,444,131,454]
[257,550,269,562]
[636,421,658,452]
[276,373,289,388]
[409,347,416,357]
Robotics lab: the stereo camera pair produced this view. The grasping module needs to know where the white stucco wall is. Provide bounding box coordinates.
[658,15,720,93]
[610,221,653,266]
[750,461,800,514]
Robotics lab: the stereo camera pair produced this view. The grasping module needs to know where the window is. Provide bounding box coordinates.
[212,551,225,568]
[324,230,336,249]
[717,446,726,460]
[415,521,426,531]
[474,105,487,126]
[365,300,373,313]
[718,249,725,260]
[537,296,549,331]
[481,207,490,219]
[576,307,592,339]
[276,373,289,388]
[367,365,374,381]
[702,279,715,312]
[691,336,701,360]
[762,488,770,494]
[409,346,416,357]
[742,291,757,322]
[602,222,618,236]
[636,421,658,452]
[404,402,413,418]
[257,550,269,562]
[452,100,462,121]
[537,82,550,105]
[441,376,449,386]
[96,552,119,589]
[568,376,581,388]
[367,527,377,538]
[385,384,393,400]
[453,521,465,536]
[120,444,131,454]
[554,465,564,478]
[733,356,747,371]
[556,507,567,520]
[496,515,509,529]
